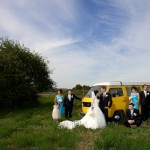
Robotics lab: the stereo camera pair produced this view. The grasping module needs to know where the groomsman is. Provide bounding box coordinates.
[139,84,150,121]
[124,103,142,128]
[99,86,112,122]
[64,89,81,119]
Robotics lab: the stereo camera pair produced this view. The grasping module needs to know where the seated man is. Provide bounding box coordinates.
[124,103,142,128]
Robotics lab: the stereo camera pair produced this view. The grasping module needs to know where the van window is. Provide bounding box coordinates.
[108,88,123,97]
[126,87,141,96]
[136,87,141,92]
[126,87,131,96]
[85,86,107,98]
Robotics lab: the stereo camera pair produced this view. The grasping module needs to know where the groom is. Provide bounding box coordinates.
[64,89,82,119]
[99,86,112,122]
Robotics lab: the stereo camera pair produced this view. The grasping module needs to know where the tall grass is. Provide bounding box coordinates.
[0,94,150,150]
[95,123,150,150]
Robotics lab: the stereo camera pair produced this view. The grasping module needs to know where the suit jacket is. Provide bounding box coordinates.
[125,109,140,122]
[139,90,150,105]
[99,92,112,110]
[64,94,81,107]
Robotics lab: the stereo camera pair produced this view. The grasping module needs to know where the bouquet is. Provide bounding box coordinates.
[89,112,95,117]
[58,99,63,103]
[89,107,95,117]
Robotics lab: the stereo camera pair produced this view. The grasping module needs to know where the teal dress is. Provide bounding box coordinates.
[130,93,139,109]
[56,95,64,115]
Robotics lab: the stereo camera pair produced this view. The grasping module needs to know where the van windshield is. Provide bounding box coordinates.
[85,86,107,98]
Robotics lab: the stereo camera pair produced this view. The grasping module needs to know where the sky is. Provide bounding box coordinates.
[0,0,150,88]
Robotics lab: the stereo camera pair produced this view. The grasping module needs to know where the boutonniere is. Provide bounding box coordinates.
[133,113,137,116]
[105,94,108,97]
[147,93,149,95]
[71,95,73,98]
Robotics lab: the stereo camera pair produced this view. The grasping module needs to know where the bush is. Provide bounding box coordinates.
[0,38,55,109]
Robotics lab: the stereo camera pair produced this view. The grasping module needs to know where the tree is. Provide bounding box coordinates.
[72,84,91,90]
[82,85,91,90]
[0,38,55,109]
[73,84,82,90]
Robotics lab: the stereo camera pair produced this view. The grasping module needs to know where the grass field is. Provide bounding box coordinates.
[0,94,150,150]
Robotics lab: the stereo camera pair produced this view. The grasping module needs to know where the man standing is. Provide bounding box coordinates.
[64,89,82,119]
[139,84,150,121]
[124,103,142,128]
[99,86,112,122]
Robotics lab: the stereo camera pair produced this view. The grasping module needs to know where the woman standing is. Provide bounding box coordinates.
[129,86,139,109]
[54,89,64,116]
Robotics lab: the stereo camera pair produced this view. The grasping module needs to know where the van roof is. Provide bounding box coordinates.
[93,81,150,86]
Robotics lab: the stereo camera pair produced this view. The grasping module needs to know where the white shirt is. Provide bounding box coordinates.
[68,94,71,101]
[103,92,106,97]
[130,110,134,115]
[144,90,147,97]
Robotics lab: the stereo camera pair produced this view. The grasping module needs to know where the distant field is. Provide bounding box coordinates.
[0,94,150,150]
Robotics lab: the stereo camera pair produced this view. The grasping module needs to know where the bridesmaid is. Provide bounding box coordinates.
[129,86,139,109]
[54,89,65,116]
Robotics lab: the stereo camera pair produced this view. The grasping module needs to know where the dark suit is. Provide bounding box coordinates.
[139,90,150,121]
[124,109,142,127]
[64,94,81,118]
[99,92,112,122]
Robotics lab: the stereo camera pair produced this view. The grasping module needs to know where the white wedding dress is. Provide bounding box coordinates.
[59,92,106,129]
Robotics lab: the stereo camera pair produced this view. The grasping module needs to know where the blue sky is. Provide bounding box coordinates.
[1,0,150,88]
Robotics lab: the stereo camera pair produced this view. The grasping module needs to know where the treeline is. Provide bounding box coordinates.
[53,84,91,97]
[72,84,91,97]
[72,84,91,90]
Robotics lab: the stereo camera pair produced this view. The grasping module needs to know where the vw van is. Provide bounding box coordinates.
[82,81,150,122]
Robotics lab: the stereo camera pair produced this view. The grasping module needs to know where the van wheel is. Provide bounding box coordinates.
[113,110,125,124]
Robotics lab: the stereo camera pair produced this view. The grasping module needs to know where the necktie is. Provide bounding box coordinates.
[145,91,147,97]
[103,93,105,100]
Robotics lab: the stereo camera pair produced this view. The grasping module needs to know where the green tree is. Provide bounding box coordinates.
[72,84,91,90]
[82,85,91,90]
[0,38,55,109]
[73,84,82,90]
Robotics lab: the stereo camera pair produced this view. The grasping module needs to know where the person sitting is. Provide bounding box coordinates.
[124,103,142,128]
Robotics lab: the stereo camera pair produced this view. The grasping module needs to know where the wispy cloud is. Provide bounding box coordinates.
[1,0,150,88]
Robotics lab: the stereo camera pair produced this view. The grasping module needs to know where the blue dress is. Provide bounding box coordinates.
[56,95,64,115]
[130,93,139,109]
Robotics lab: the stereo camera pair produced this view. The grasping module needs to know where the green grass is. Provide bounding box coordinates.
[0,94,150,150]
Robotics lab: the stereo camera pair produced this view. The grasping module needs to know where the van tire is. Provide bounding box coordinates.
[113,110,125,124]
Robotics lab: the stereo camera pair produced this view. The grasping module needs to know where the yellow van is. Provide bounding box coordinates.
[82,81,150,122]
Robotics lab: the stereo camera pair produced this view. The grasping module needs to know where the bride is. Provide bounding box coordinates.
[59,90,106,129]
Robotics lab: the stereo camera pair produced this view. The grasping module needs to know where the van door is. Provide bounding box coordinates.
[108,87,126,117]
